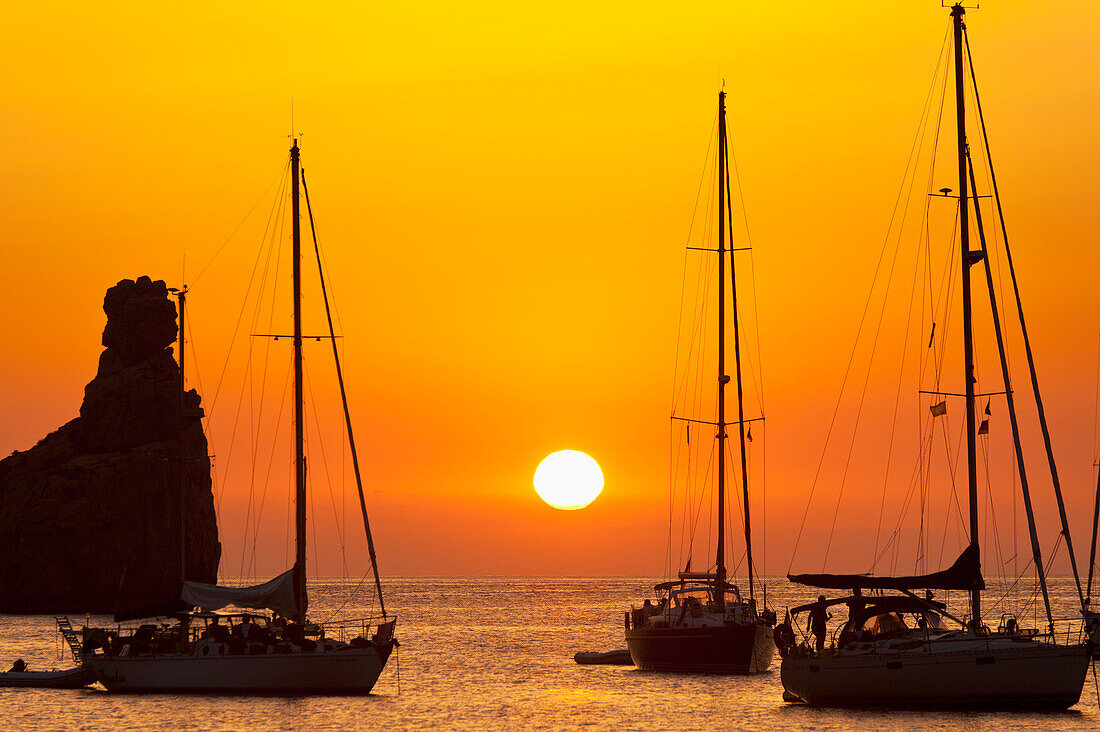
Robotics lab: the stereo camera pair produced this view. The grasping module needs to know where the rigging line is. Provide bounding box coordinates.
[308,416,322,584]
[300,171,373,587]
[789,28,951,571]
[870,49,949,571]
[1090,334,1100,600]
[241,181,289,577]
[935,413,969,570]
[1017,534,1064,622]
[725,115,767,416]
[672,110,720,409]
[871,206,928,572]
[984,553,1034,617]
[966,28,1085,609]
[685,109,721,247]
[670,250,692,416]
[685,439,718,561]
[820,207,914,571]
[1094,334,1100,460]
[680,250,714,441]
[183,308,215,505]
[979,424,1007,591]
[245,354,294,577]
[207,168,290,421]
[246,194,287,564]
[666,422,676,579]
[680,232,717,564]
[302,360,351,579]
[233,177,288,577]
[968,143,1055,628]
[284,451,292,571]
[918,40,953,392]
[927,211,960,401]
[673,215,714,411]
[919,229,957,577]
[192,161,288,285]
[681,155,719,413]
[676,253,710,565]
[870,433,934,570]
[316,565,375,624]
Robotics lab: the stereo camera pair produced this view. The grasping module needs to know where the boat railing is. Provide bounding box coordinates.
[316,615,396,643]
[801,614,1092,656]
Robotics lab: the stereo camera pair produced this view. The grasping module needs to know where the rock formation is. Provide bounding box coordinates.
[0,276,221,614]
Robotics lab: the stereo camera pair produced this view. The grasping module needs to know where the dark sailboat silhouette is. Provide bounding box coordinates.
[780,4,1092,708]
[624,91,776,674]
[73,140,397,693]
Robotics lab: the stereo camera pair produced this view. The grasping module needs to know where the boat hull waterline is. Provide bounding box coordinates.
[781,641,1091,710]
[88,644,393,694]
[627,622,775,674]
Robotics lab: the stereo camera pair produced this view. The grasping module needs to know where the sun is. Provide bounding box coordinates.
[534,450,604,510]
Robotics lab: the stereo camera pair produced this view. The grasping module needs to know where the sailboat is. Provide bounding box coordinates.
[624,91,776,674]
[779,5,1091,709]
[76,140,397,693]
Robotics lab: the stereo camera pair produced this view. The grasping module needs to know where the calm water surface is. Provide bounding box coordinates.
[1,576,1097,730]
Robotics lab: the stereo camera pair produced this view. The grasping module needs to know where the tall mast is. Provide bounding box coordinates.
[723,110,754,604]
[291,140,308,622]
[951,3,980,627]
[177,286,189,585]
[714,90,728,607]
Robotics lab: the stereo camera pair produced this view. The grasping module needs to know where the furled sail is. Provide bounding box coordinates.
[787,544,984,591]
[181,569,298,618]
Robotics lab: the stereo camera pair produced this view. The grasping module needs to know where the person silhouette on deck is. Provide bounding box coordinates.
[808,596,831,653]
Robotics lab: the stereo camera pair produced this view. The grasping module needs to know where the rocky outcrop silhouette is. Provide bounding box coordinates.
[0,276,220,613]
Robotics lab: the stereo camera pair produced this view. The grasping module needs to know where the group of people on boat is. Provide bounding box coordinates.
[627,583,759,631]
[82,613,322,658]
[774,588,959,658]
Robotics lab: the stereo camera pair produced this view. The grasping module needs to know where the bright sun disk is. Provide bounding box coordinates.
[533,450,604,510]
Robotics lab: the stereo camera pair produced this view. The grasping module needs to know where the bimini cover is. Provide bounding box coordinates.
[181,569,297,617]
[787,543,984,591]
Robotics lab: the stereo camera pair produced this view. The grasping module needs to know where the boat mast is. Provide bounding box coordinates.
[177,286,189,585]
[291,140,308,623]
[723,106,754,604]
[951,3,981,627]
[714,90,728,607]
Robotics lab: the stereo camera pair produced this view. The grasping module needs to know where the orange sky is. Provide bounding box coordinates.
[1,2,1097,582]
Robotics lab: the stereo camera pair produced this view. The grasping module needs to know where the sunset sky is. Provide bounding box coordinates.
[1,2,1097,583]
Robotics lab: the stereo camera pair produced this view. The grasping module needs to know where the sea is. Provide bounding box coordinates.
[0,576,1097,731]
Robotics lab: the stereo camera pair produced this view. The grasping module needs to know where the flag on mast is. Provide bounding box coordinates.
[930,401,947,417]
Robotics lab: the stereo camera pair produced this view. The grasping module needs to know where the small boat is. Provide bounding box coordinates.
[0,666,94,688]
[574,650,633,665]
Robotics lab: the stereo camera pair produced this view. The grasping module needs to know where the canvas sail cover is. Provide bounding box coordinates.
[787,543,984,591]
[181,568,298,617]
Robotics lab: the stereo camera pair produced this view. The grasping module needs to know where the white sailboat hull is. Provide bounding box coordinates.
[88,645,392,694]
[781,639,1090,709]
